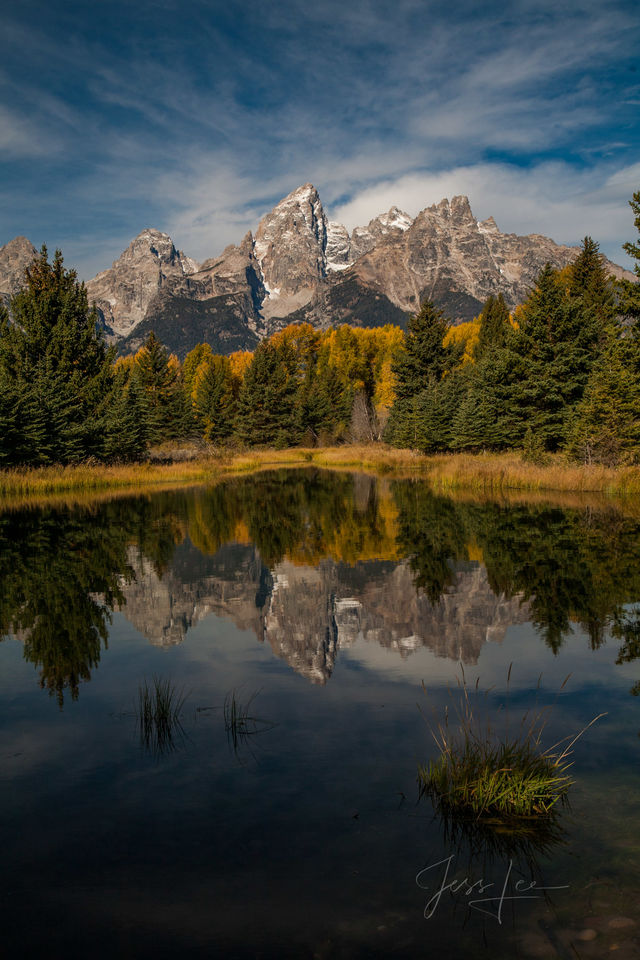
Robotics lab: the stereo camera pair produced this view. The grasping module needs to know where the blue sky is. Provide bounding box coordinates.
[1,0,639,278]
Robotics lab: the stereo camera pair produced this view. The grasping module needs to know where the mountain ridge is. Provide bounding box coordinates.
[1,185,634,357]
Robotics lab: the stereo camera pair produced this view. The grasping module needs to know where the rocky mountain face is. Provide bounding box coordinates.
[0,236,37,306]
[2,185,633,357]
[117,537,530,685]
[86,228,200,338]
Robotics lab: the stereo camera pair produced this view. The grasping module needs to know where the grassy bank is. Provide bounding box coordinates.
[219,446,640,495]
[2,445,640,500]
[0,458,223,498]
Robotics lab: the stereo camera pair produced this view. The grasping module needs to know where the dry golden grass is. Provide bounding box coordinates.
[422,451,640,496]
[2,444,640,504]
[0,458,221,498]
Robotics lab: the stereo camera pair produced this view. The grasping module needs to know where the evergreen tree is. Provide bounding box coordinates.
[507,264,598,450]
[104,365,150,461]
[568,333,640,465]
[620,190,640,321]
[474,293,510,361]
[385,299,461,447]
[0,246,114,464]
[410,369,468,452]
[135,331,188,442]
[234,341,299,446]
[392,299,459,401]
[193,354,236,443]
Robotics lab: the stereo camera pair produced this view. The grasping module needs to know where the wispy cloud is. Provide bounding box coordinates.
[0,0,638,277]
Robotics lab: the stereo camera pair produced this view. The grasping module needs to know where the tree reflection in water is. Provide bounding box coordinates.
[3,471,640,702]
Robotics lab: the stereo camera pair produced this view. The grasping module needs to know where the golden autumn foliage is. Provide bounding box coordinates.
[445,319,480,365]
[228,350,253,386]
[182,322,406,439]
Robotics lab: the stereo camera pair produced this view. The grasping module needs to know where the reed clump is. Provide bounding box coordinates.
[418,668,604,822]
[137,676,188,753]
[223,688,274,759]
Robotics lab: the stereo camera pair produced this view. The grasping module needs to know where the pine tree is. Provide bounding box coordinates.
[134,331,187,442]
[392,299,459,401]
[507,264,598,450]
[474,293,510,361]
[192,354,236,443]
[385,299,461,447]
[104,366,150,461]
[234,342,299,446]
[620,190,640,321]
[0,246,114,464]
[568,334,640,465]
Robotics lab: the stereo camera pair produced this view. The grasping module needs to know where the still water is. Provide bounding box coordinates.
[2,469,640,958]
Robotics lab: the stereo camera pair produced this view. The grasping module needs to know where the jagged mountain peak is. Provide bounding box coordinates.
[86,227,199,337]
[0,235,38,299]
[421,194,474,222]
[478,215,500,234]
[281,182,319,201]
[3,181,635,358]
[254,183,328,313]
[377,207,413,231]
[3,234,37,254]
[116,227,198,272]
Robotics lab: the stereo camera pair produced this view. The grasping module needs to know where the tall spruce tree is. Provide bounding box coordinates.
[391,299,458,400]
[567,203,640,464]
[567,335,640,465]
[135,331,188,442]
[0,247,114,464]
[234,341,299,446]
[385,299,461,447]
[506,264,598,450]
[104,365,150,461]
[620,190,640,321]
[474,293,510,361]
[192,354,236,443]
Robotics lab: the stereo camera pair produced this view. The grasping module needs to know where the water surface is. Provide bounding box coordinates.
[2,470,640,958]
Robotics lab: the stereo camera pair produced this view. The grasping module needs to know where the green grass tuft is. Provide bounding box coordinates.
[418,667,604,822]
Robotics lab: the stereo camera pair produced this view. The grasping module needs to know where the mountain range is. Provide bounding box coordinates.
[117,536,530,684]
[1,183,633,358]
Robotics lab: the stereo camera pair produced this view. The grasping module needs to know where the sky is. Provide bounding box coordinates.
[1,0,639,279]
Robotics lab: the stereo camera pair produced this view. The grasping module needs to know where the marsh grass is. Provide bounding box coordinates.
[137,676,188,754]
[3,446,640,501]
[223,688,274,760]
[0,458,220,497]
[418,667,604,823]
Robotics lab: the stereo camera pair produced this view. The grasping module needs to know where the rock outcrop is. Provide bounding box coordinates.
[86,228,199,337]
[0,236,37,305]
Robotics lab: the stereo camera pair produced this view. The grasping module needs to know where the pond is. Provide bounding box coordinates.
[2,468,640,959]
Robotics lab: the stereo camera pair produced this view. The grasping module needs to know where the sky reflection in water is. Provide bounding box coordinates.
[1,469,640,959]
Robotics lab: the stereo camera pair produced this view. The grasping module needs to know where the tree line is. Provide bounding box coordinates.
[0,190,638,466]
[0,254,402,464]
[386,193,640,465]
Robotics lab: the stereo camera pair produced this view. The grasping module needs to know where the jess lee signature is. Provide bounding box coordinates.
[416,855,570,924]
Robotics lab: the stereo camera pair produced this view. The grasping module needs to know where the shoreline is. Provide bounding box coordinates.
[2,445,640,502]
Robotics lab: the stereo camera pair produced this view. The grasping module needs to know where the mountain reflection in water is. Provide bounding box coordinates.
[2,468,640,701]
